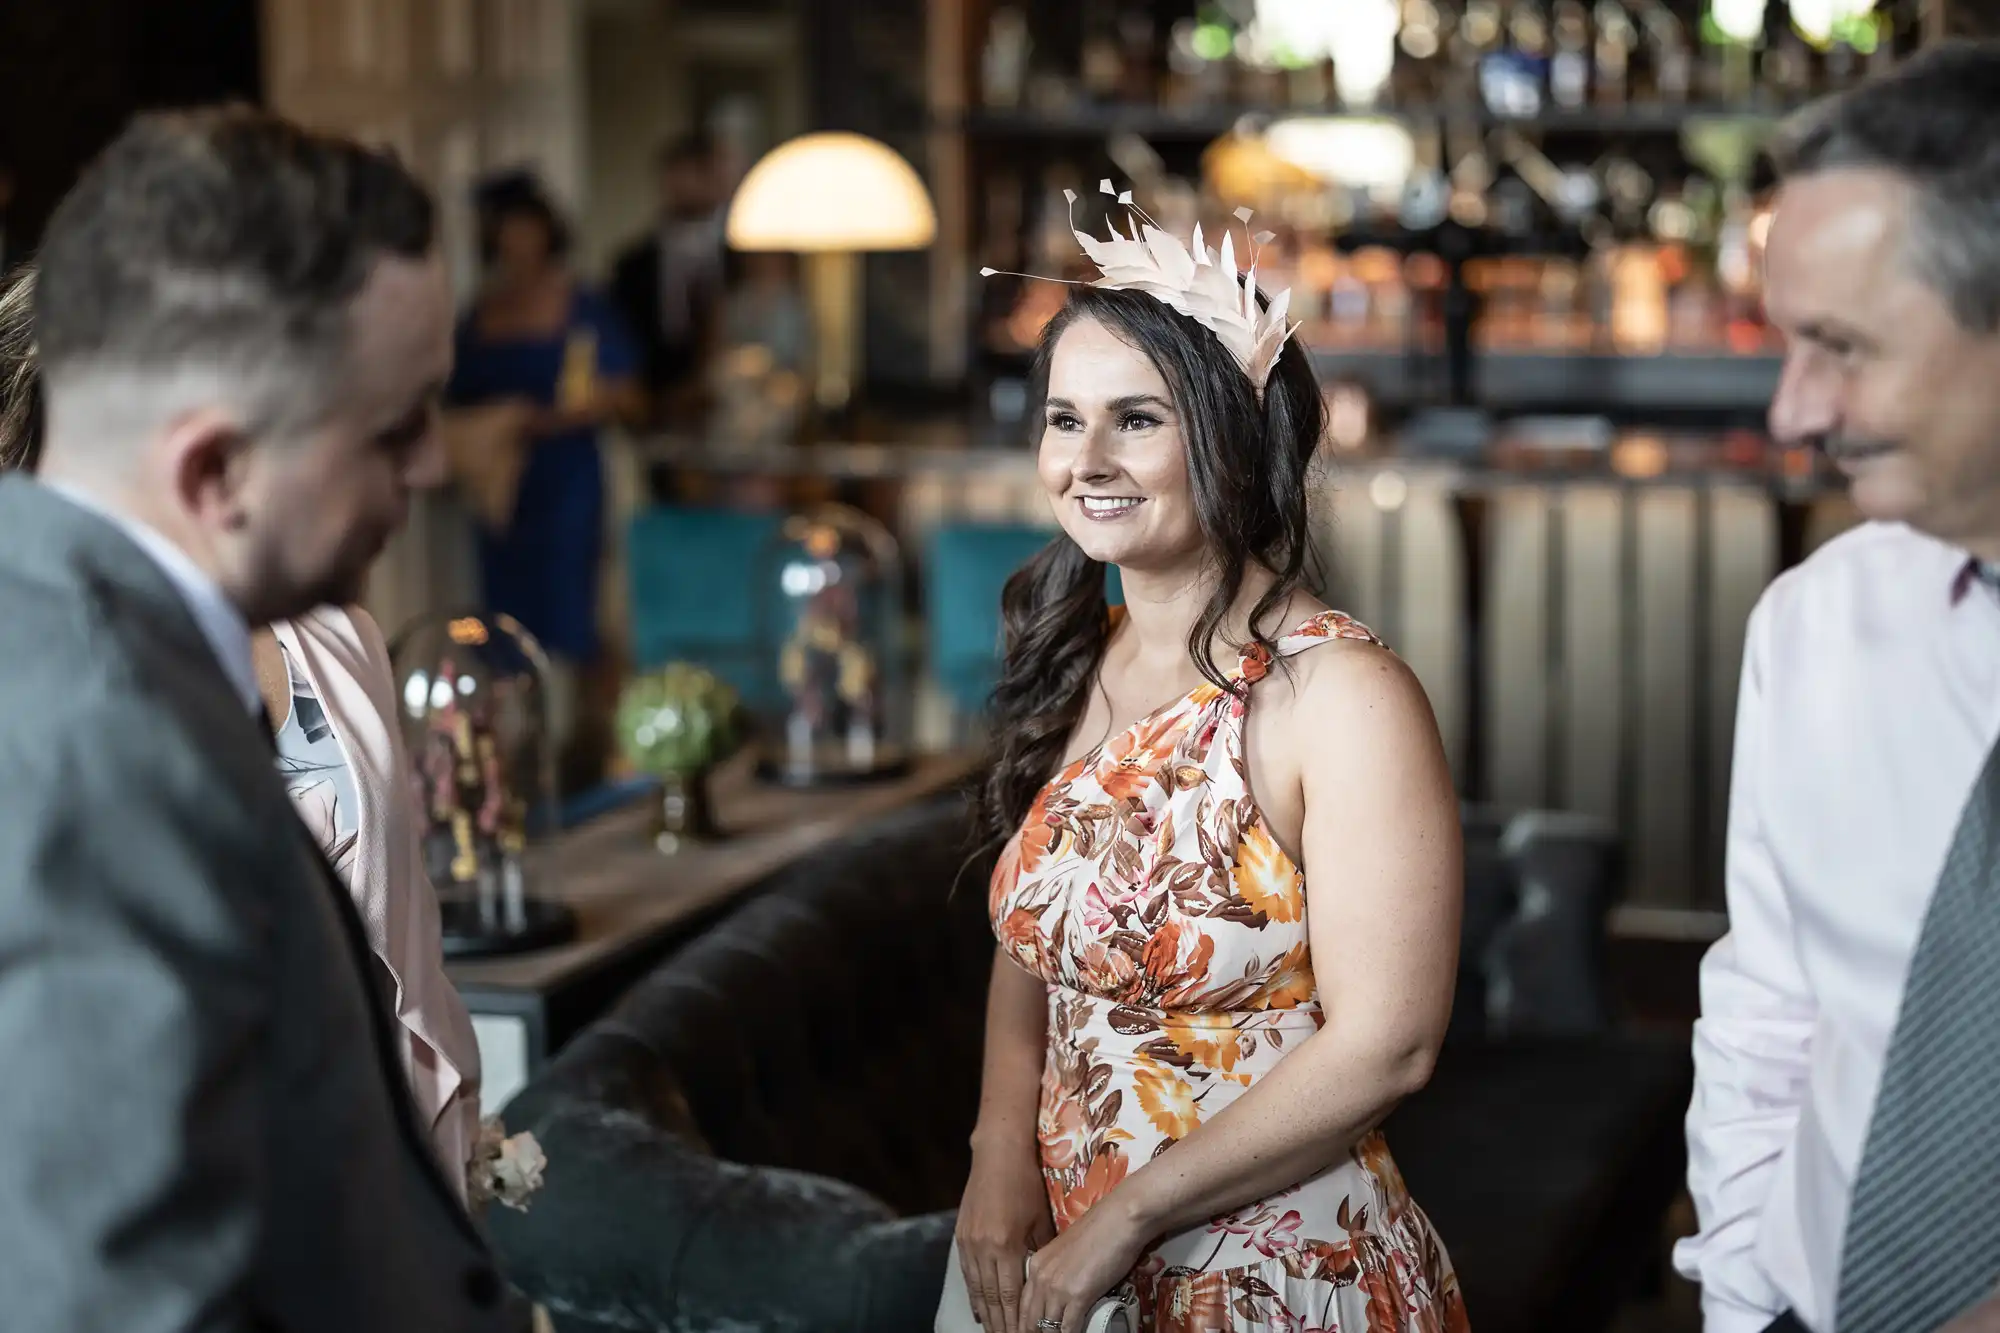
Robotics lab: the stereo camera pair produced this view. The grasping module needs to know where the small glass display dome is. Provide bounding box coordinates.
[754,503,912,786]
[390,611,575,957]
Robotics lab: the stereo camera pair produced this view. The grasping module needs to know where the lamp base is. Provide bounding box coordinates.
[806,249,861,416]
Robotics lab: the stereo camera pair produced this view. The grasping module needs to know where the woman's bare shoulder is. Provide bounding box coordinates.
[1285,632,1436,744]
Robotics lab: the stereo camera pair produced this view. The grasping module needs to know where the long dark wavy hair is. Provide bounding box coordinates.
[0,264,40,471]
[976,283,1327,848]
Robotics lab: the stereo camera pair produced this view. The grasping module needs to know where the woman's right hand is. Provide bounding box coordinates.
[956,1138,1056,1333]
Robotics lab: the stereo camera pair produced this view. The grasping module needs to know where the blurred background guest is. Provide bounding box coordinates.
[448,170,644,788]
[702,247,812,456]
[610,134,727,428]
[720,248,810,380]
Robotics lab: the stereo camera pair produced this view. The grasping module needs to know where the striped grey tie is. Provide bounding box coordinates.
[1836,734,2000,1331]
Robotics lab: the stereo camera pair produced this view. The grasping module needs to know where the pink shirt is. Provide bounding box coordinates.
[273,607,483,1200]
[1673,522,2000,1331]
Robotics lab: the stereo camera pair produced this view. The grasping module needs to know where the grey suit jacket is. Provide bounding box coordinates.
[0,477,510,1333]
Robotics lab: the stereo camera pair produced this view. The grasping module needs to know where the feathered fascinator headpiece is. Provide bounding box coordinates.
[982,180,1298,396]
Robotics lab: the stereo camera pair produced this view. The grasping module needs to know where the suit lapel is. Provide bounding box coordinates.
[284,812,489,1248]
[0,479,488,1248]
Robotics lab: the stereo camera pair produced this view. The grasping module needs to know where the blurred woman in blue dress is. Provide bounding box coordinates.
[448,172,644,781]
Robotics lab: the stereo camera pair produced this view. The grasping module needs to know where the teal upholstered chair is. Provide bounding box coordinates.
[925,522,1125,724]
[626,506,787,710]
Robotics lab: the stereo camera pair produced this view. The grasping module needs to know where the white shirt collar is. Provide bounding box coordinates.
[45,481,261,717]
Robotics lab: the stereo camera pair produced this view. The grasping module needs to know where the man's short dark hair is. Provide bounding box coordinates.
[1771,40,2000,333]
[34,105,435,423]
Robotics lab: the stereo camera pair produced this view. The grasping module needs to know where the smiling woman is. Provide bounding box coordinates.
[984,283,1319,836]
[950,221,1467,1333]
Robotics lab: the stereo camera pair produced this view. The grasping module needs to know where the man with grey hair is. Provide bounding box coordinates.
[0,108,508,1330]
[1675,41,2000,1333]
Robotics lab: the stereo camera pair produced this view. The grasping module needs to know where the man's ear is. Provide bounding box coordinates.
[162,405,256,533]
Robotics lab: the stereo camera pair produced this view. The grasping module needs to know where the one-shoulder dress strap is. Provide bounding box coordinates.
[1231,609,1381,684]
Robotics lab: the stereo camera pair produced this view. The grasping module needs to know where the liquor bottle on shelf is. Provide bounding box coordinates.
[1165,17,1231,109]
[1509,0,1553,60]
[1117,8,1160,103]
[1419,0,1478,103]
[1550,0,1592,109]
[1699,14,1758,104]
[1452,0,1505,107]
[1489,173,1539,237]
[1760,4,1815,101]
[1607,241,1669,353]
[1508,0,1555,109]
[1456,0,1507,68]
[1398,0,1450,105]
[1400,123,1452,231]
[1592,0,1636,105]
[1657,181,1727,350]
[1079,2,1124,103]
[1602,155,1656,234]
[979,6,1031,110]
[1713,184,1770,352]
[1304,53,1344,107]
[1481,0,1551,116]
[1639,1,1691,102]
[1447,120,1496,226]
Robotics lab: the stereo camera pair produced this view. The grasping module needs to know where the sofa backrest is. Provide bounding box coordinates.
[518,791,999,1218]
[509,787,1622,1193]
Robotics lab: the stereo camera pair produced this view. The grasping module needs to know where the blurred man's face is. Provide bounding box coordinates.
[493,212,555,284]
[660,156,717,219]
[226,251,454,621]
[1766,167,2000,549]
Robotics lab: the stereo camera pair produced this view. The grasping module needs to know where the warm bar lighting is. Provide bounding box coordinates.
[1263,117,1416,195]
[727,132,938,413]
[726,131,937,251]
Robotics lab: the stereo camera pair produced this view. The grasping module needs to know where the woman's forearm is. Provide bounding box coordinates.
[971,948,1050,1154]
[1111,1026,1436,1241]
[533,378,646,436]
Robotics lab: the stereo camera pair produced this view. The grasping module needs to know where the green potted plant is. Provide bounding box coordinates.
[615,663,744,853]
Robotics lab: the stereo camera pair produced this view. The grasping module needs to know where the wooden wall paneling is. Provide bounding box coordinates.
[263,0,588,636]
[925,0,982,382]
[435,0,478,80]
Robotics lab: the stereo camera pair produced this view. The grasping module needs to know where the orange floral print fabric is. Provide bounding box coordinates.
[990,611,1471,1333]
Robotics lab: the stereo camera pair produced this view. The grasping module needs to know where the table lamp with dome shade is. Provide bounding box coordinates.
[725,131,937,420]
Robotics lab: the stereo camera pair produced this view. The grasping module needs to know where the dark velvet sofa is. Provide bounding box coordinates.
[490,792,1690,1333]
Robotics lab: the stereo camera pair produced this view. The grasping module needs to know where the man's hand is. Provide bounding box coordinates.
[1940,1292,2000,1332]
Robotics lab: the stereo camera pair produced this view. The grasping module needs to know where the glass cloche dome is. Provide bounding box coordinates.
[390,611,575,957]
[753,503,912,786]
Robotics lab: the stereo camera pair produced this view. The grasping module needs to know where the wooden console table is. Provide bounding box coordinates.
[453,750,977,1113]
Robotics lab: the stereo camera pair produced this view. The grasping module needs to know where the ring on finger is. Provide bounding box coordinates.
[1036,1320,1063,1332]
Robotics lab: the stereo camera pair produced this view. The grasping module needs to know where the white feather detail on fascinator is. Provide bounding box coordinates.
[981,179,1298,395]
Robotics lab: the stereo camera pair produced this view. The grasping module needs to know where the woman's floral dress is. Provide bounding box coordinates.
[989,611,1470,1333]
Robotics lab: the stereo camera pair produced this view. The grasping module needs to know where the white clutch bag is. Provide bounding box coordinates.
[936,1238,1138,1333]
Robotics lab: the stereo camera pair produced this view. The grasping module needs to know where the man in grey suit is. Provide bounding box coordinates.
[0,108,510,1331]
